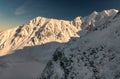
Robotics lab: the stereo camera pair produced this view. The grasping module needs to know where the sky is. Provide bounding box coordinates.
[0,0,120,29]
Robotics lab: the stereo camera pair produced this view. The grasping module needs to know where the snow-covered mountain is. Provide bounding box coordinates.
[40,9,120,79]
[0,16,82,56]
[0,9,119,79]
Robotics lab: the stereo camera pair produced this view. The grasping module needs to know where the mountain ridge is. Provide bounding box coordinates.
[0,16,82,56]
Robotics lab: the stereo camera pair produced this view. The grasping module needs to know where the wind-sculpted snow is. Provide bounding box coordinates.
[40,9,120,79]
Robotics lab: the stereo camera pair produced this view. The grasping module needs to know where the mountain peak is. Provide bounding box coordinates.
[102,9,118,16]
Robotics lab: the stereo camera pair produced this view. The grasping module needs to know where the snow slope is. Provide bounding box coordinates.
[0,9,119,79]
[40,9,120,79]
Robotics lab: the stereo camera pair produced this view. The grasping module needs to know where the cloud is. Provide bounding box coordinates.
[14,0,31,15]
[15,5,27,15]
[14,0,48,16]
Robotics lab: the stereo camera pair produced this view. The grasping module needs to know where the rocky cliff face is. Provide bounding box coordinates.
[40,9,120,79]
